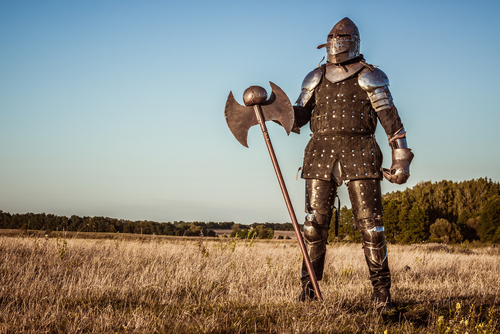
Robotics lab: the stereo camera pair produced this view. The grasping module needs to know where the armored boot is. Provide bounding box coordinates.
[348,179,394,311]
[299,178,336,301]
[299,225,328,301]
[298,279,316,301]
[361,220,393,311]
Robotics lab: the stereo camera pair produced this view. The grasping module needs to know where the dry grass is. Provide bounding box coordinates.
[0,234,499,333]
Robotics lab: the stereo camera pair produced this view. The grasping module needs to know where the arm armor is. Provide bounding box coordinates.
[358,67,394,112]
[295,67,323,107]
[383,128,414,185]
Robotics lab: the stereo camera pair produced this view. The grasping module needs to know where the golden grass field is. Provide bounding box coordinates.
[0,233,499,333]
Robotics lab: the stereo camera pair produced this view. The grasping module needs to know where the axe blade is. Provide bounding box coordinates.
[224,82,295,147]
[261,82,294,136]
[224,91,258,148]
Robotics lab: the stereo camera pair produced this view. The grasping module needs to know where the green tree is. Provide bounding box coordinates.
[254,225,274,239]
[478,195,500,243]
[69,215,83,231]
[329,206,359,242]
[383,199,400,243]
[398,205,428,244]
[186,224,208,236]
[429,218,463,243]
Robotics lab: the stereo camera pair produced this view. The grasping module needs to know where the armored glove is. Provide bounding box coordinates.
[383,148,414,184]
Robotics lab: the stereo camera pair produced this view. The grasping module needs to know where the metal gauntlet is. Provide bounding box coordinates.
[383,128,414,184]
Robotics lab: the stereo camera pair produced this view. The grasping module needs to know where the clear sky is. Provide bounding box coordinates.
[1,0,500,224]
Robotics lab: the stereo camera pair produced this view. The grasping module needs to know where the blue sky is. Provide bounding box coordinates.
[1,0,500,224]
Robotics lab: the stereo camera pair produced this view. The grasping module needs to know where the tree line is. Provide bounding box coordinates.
[0,211,293,239]
[329,178,500,244]
[2,178,499,244]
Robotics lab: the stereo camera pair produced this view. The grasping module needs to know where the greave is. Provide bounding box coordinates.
[301,224,328,283]
[358,217,391,295]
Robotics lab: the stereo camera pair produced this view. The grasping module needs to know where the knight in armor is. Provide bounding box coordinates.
[292,18,414,309]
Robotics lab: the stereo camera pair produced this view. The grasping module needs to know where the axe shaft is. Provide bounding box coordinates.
[252,104,323,302]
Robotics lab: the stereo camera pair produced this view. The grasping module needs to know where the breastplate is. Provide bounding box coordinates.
[311,75,377,136]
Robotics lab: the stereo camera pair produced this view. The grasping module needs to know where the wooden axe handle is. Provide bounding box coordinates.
[252,104,323,302]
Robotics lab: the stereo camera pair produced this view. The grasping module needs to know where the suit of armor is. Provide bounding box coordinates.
[294,18,413,309]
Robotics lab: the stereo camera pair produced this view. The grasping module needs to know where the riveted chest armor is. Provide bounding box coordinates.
[302,69,383,181]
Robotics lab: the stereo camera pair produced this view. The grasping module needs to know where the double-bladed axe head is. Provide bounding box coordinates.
[224,82,294,147]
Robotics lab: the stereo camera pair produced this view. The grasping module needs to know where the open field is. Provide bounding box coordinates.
[210,229,297,239]
[0,233,499,333]
[0,228,298,240]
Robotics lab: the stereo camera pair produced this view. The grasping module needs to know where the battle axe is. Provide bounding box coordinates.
[224,82,323,302]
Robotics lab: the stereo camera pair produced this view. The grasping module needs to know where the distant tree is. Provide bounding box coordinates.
[456,210,480,241]
[383,199,401,243]
[107,224,116,233]
[230,229,249,238]
[328,206,359,243]
[429,218,463,243]
[69,215,83,231]
[32,213,46,230]
[398,205,428,244]
[206,221,218,229]
[478,195,500,243]
[0,210,9,228]
[161,222,177,235]
[185,224,207,236]
[218,222,234,229]
[254,225,273,239]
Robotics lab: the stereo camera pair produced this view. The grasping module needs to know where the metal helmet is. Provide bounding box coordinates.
[324,17,360,64]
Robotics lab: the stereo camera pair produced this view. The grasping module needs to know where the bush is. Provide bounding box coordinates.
[430,218,463,244]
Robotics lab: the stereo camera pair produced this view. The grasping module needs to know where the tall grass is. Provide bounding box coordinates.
[0,234,499,333]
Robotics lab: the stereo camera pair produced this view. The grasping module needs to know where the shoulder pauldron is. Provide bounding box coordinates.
[295,67,323,107]
[358,67,394,112]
